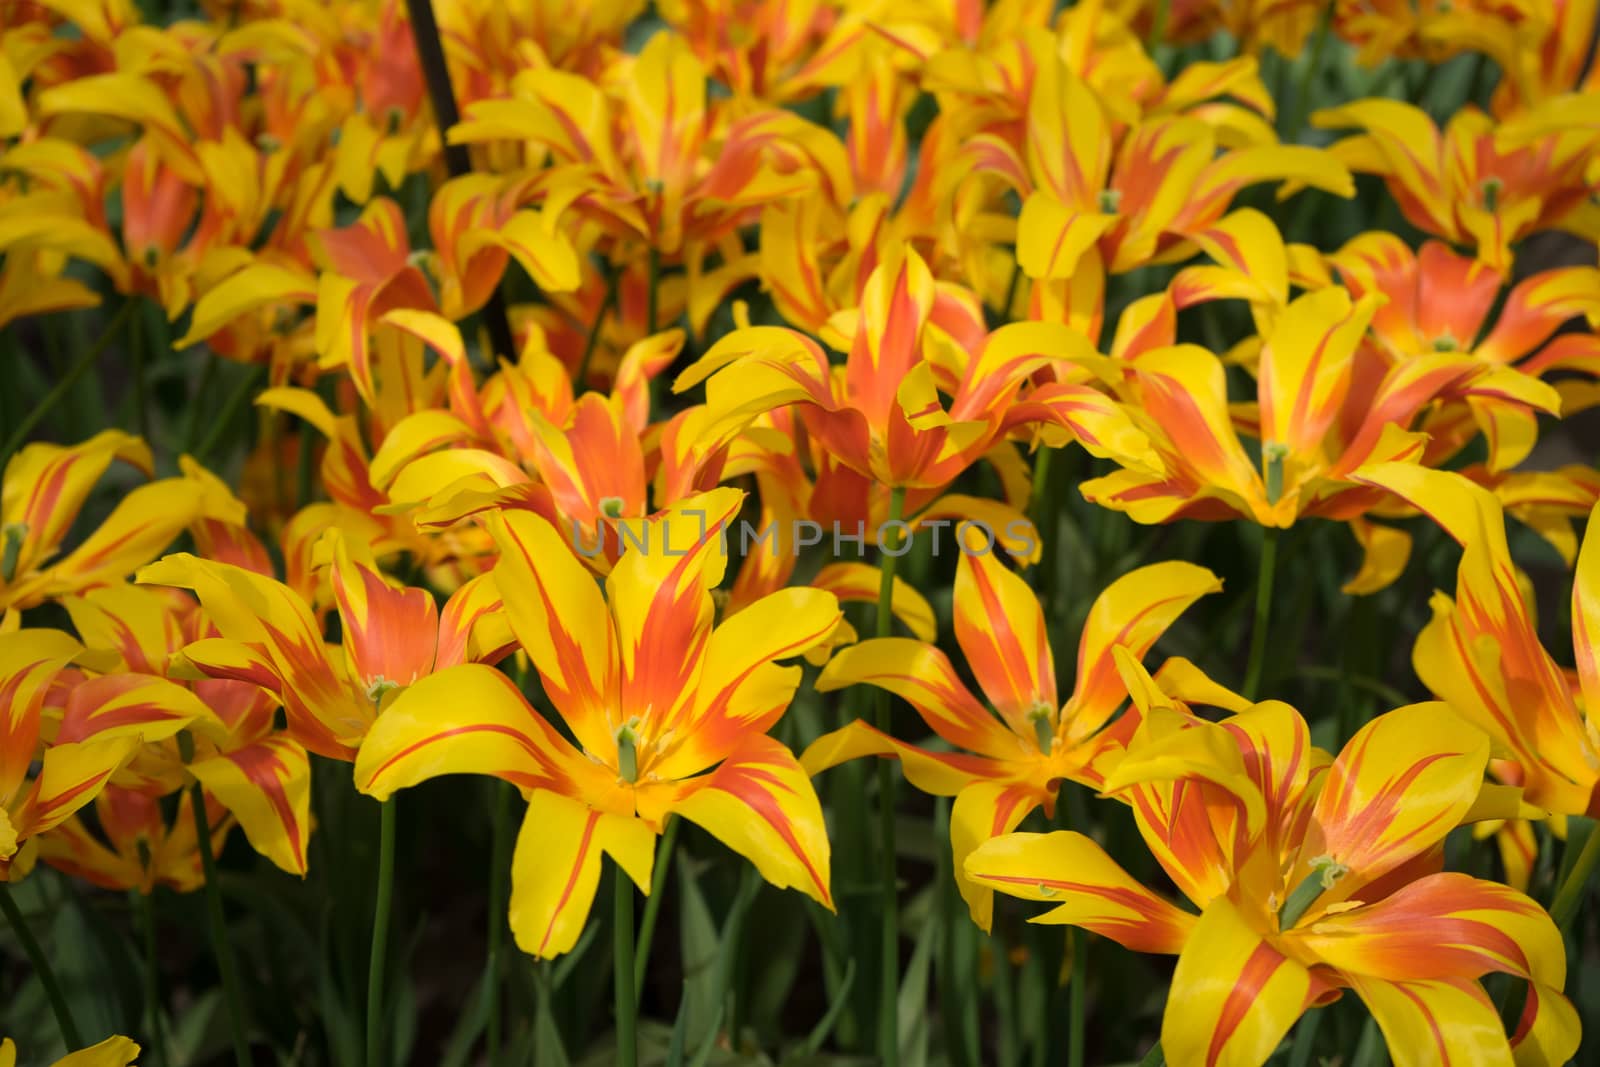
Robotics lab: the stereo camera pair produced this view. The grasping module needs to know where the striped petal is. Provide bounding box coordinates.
[815,638,1014,758]
[1065,561,1222,744]
[1257,288,1377,459]
[324,531,439,693]
[11,735,140,846]
[354,664,587,801]
[55,673,227,747]
[509,787,655,960]
[641,733,830,908]
[953,537,1055,728]
[607,490,743,738]
[488,510,617,757]
[965,829,1197,950]
[949,784,1048,931]
[1302,703,1490,891]
[189,736,311,876]
[1162,894,1318,1067]
[0,629,82,802]
[138,554,365,759]
[799,719,1003,795]
[810,563,936,642]
[658,587,841,778]
[1345,976,1512,1067]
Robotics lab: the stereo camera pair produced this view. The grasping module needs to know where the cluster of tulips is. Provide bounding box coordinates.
[4,0,1600,1064]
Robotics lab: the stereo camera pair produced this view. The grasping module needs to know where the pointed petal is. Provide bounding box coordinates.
[189,737,311,876]
[1066,561,1222,742]
[953,541,1055,727]
[966,829,1197,950]
[488,510,617,755]
[1304,703,1491,887]
[651,734,831,908]
[354,664,585,800]
[1162,895,1316,1067]
[815,638,1012,757]
[509,788,655,959]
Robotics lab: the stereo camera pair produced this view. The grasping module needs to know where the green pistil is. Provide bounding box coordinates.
[1263,443,1290,506]
[1480,176,1503,213]
[1,523,25,583]
[1278,854,1349,930]
[1026,702,1055,754]
[616,719,642,783]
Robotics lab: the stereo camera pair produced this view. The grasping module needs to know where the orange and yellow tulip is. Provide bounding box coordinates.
[353,490,842,957]
[1314,99,1598,273]
[969,687,1579,1066]
[137,529,511,762]
[803,539,1221,928]
[1,432,242,616]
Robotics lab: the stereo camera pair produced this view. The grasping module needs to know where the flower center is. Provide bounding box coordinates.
[1,522,26,583]
[1479,176,1504,213]
[1262,442,1290,506]
[1026,701,1056,754]
[365,676,402,707]
[1277,854,1349,930]
[1098,188,1122,214]
[615,717,643,783]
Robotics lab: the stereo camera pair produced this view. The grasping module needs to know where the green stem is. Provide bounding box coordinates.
[1242,527,1280,701]
[183,355,221,455]
[1067,929,1086,1067]
[1287,1008,1323,1067]
[486,783,512,1067]
[633,815,679,1003]
[575,266,621,389]
[1027,447,1054,534]
[1146,0,1170,52]
[0,300,136,469]
[1550,822,1600,930]
[137,889,168,1067]
[367,799,398,1067]
[875,485,908,1067]
[1137,1040,1165,1067]
[1286,5,1333,140]
[128,298,150,444]
[191,782,251,1067]
[403,0,515,362]
[645,246,661,337]
[192,365,268,464]
[614,871,638,1067]
[0,884,83,1049]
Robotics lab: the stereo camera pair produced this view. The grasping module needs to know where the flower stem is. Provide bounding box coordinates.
[646,246,661,336]
[1286,6,1333,140]
[1137,1040,1165,1066]
[128,298,150,444]
[137,889,168,1067]
[1067,928,1086,1067]
[575,266,621,388]
[875,485,909,1067]
[0,299,136,469]
[633,814,679,1004]
[485,782,512,1067]
[1242,527,1280,701]
[0,883,82,1049]
[192,364,267,464]
[1551,821,1600,930]
[1145,0,1170,52]
[614,870,638,1067]
[403,0,515,362]
[190,782,251,1067]
[367,799,398,1067]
